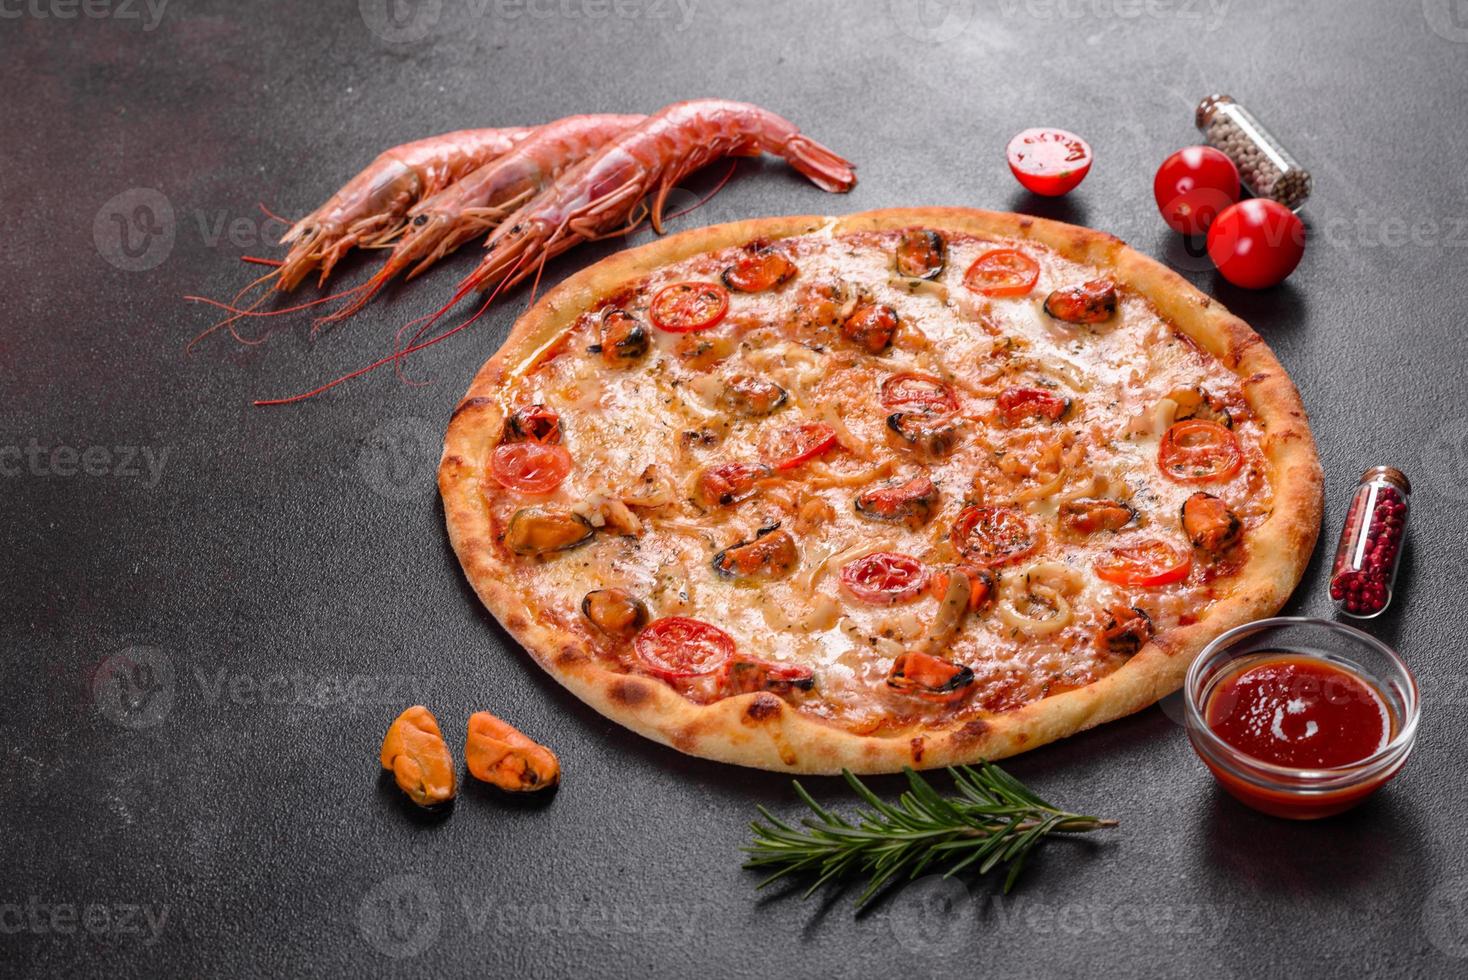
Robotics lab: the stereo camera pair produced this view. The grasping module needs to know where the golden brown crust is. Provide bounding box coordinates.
[440,208,1323,773]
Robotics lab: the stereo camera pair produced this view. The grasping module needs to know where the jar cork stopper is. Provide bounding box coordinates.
[1195,94,1234,129]
[1361,466,1411,495]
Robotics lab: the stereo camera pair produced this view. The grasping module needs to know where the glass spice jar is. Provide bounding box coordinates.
[1195,94,1312,211]
[1329,467,1411,618]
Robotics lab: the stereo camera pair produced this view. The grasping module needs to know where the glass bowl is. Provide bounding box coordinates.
[1183,616,1420,819]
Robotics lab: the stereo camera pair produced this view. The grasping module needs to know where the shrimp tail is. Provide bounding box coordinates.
[779,134,857,194]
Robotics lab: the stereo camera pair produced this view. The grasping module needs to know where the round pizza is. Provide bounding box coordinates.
[440,207,1323,773]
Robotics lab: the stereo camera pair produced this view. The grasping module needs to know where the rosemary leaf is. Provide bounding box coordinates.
[743,762,1116,906]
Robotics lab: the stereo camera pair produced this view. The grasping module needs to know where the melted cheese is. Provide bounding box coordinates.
[480,228,1275,733]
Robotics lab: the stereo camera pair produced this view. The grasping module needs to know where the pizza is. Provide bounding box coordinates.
[439,207,1322,773]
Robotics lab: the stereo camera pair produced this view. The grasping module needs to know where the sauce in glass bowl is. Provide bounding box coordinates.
[1184,618,1419,820]
[1205,654,1391,769]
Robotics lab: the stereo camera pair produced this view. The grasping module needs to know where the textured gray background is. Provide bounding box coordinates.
[4,0,1468,977]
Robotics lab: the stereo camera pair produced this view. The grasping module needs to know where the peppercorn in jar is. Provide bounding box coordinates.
[1196,94,1312,211]
[1329,467,1410,618]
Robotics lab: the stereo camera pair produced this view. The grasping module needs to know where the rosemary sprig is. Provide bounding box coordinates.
[744,763,1117,906]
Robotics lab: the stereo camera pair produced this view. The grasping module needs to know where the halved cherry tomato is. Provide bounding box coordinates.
[950,505,1037,566]
[696,461,770,507]
[879,372,959,415]
[634,616,735,680]
[963,249,1040,297]
[1006,128,1093,197]
[1094,539,1192,587]
[649,281,730,333]
[490,443,572,494]
[996,387,1069,425]
[722,249,798,293]
[762,421,838,471]
[1158,420,1243,483]
[840,552,928,605]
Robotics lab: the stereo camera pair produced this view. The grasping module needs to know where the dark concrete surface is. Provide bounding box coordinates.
[3,1,1468,977]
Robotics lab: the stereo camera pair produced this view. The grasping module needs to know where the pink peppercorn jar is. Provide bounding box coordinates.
[1329,467,1411,618]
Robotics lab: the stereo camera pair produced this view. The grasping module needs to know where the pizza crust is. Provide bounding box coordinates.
[440,207,1323,773]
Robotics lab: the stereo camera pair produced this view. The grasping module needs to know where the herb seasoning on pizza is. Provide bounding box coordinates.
[441,208,1322,773]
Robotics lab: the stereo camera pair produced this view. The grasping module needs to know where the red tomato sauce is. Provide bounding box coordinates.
[1205,655,1390,769]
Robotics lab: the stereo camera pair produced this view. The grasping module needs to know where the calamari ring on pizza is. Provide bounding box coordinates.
[440,208,1322,774]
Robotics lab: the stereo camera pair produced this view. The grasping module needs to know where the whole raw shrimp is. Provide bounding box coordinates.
[274,125,535,292]
[254,101,856,405]
[437,99,856,311]
[319,114,644,323]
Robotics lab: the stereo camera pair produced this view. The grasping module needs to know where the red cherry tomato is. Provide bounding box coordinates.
[1094,540,1192,587]
[879,373,959,415]
[762,421,838,471]
[649,281,730,332]
[963,249,1040,297]
[1158,420,1242,483]
[996,387,1069,425]
[490,443,572,494]
[634,617,735,680]
[1006,128,1093,197]
[1153,146,1240,236]
[950,506,1038,566]
[840,552,928,605]
[1206,199,1305,289]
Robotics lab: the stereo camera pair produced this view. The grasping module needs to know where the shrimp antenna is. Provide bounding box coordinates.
[253,252,532,407]
[257,201,292,226]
